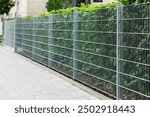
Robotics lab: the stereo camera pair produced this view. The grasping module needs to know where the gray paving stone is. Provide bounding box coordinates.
[0,46,99,100]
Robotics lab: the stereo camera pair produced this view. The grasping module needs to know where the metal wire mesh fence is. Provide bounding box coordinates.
[4,21,15,47]
[4,3,150,100]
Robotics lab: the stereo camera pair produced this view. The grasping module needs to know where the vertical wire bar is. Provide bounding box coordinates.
[21,19,23,53]
[116,5,124,99]
[22,20,24,54]
[32,18,35,60]
[9,22,10,46]
[14,20,16,50]
[73,10,78,80]
[4,21,6,46]
[5,21,7,46]
[147,3,150,99]
[48,15,53,68]
[11,21,12,47]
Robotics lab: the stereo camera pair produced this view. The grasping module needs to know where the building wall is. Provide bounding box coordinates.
[8,0,47,17]
[27,0,47,16]
[9,0,27,18]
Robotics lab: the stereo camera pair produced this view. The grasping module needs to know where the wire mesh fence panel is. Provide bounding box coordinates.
[21,18,33,59]
[4,21,15,48]
[76,8,117,98]
[117,3,150,100]
[49,13,74,77]
[33,16,49,66]
[15,19,23,54]
[3,3,150,100]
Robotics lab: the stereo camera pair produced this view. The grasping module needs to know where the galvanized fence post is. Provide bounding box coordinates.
[73,10,78,80]
[48,15,53,68]
[32,17,35,60]
[116,5,124,99]
[20,19,23,53]
[14,20,16,49]
[3,21,6,45]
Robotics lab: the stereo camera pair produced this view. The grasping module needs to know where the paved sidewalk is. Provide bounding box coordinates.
[0,46,99,100]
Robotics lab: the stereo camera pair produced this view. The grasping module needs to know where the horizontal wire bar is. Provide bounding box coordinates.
[21,48,32,54]
[33,22,49,24]
[75,49,116,60]
[49,29,73,32]
[15,42,22,45]
[76,40,116,47]
[49,51,73,60]
[16,23,33,25]
[33,40,48,45]
[33,47,48,53]
[49,43,72,50]
[119,72,150,83]
[119,32,150,35]
[119,58,150,67]
[16,32,33,36]
[16,41,31,48]
[119,17,150,21]
[74,58,116,73]
[33,34,48,38]
[77,19,117,22]
[22,38,33,42]
[16,28,33,30]
[22,43,33,48]
[119,45,150,51]
[76,30,117,34]
[15,27,117,33]
[15,37,23,40]
[49,36,73,41]
[119,85,150,98]
[73,67,116,86]
[33,51,48,59]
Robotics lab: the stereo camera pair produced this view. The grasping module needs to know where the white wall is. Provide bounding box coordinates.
[27,0,47,16]
[8,0,47,17]
[9,0,28,17]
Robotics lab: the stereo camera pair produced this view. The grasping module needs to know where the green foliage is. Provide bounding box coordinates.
[22,16,33,19]
[46,0,73,12]
[76,0,91,7]
[45,3,115,15]
[0,0,15,15]
[118,0,149,4]
[118,0,136,5]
